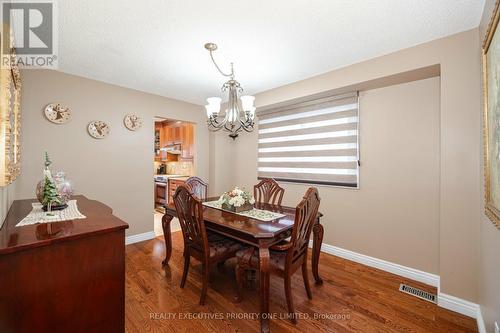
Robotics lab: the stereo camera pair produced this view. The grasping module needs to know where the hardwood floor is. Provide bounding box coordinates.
[125,232,478,333]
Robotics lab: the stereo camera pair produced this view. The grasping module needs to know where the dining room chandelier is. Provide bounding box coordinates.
[204,42,255,140]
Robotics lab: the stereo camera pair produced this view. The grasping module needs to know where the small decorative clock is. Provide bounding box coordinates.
[87,121,110,139]
[123,114,142,131]
[44,103,71,124]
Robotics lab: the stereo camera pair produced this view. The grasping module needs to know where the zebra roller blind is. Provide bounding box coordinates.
[257,92,359,187]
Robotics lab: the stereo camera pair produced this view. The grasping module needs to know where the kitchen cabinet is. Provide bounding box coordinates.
[163,124,181,145]
[156,122,177,162]
[155,121,194,162]
[168,178,186,205]
[162,126,170,145]
[180,123,194,160]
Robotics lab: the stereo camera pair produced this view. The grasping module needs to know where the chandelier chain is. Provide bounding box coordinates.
[208,50,234,79]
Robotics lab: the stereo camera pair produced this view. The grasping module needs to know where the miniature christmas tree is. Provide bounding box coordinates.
[42,175,61,207]
[44,151,51,168]
[42,152,61,208]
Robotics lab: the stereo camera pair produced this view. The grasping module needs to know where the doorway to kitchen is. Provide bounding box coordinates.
[153,116,195,236]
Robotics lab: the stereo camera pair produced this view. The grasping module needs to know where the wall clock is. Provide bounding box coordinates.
[44,103,71,124]
[124,114,142,131]
[87,121,110,139]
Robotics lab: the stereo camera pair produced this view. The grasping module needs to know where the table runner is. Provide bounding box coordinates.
[202,200,286,222]
[16,200,86,227]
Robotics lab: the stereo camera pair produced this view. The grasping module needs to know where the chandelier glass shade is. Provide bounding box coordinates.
[204,42,255,139]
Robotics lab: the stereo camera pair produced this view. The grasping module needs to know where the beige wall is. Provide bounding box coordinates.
[209,131,238,196]
[214,29,482,302]
[0,181,16,226]
[17,70,207,236]
[236,78,441,274]
[479,1,500,331]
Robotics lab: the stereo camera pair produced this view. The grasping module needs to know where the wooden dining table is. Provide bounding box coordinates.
[161,197,324,333]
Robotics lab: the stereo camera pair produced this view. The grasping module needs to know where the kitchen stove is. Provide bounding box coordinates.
[154,174,188,208]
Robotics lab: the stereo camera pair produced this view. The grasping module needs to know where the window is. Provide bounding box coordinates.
[257,92,359,188]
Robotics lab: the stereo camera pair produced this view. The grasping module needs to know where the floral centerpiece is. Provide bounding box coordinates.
[218,187,255,213]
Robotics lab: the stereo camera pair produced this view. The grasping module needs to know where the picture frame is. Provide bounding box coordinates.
[482,0,500,228]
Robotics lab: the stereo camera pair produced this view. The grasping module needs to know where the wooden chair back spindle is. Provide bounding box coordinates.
[287,187,321,266]
[254,178,285,206]
[185,176,208,200]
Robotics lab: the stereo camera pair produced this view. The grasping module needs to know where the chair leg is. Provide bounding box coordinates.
[302,258,313,300]
[234,263,244,303]
[180,252,190,289]
[284,275,297,324]
[199,263,209,305]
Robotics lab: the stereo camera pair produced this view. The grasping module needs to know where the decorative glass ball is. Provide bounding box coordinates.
[36,171,74,205]
[53,172,74,203]
[35,181,44,203]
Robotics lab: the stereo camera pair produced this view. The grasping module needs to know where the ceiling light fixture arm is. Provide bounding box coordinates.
[205,43,234,79]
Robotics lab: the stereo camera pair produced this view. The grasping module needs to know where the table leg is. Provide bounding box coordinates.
[161,213,174,266]
[259,247,270,333]
[312,219,324,285]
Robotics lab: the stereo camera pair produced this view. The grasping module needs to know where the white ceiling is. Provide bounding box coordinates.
[57,0,485,105]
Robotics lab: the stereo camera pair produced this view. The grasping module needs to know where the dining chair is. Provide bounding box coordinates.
[254,178,285,206]
[185,176,227,255]
[234,187,321,324]
[185,176,208,200]
[173,184,243,305]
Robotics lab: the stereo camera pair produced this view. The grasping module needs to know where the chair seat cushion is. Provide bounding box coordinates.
[236,247,287,271]
[208,237,243,259]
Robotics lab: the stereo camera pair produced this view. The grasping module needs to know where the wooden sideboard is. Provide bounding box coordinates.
[0,195,129,333]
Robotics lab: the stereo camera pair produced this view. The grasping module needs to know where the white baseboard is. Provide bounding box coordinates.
[438,293,486,333]
[309,240,484,330]
[476,306,486,333]
[437,293,479,318]
[125,231,156,245]
[310,240,439,287]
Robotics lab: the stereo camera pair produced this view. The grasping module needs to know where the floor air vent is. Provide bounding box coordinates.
[399,284,437,303]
